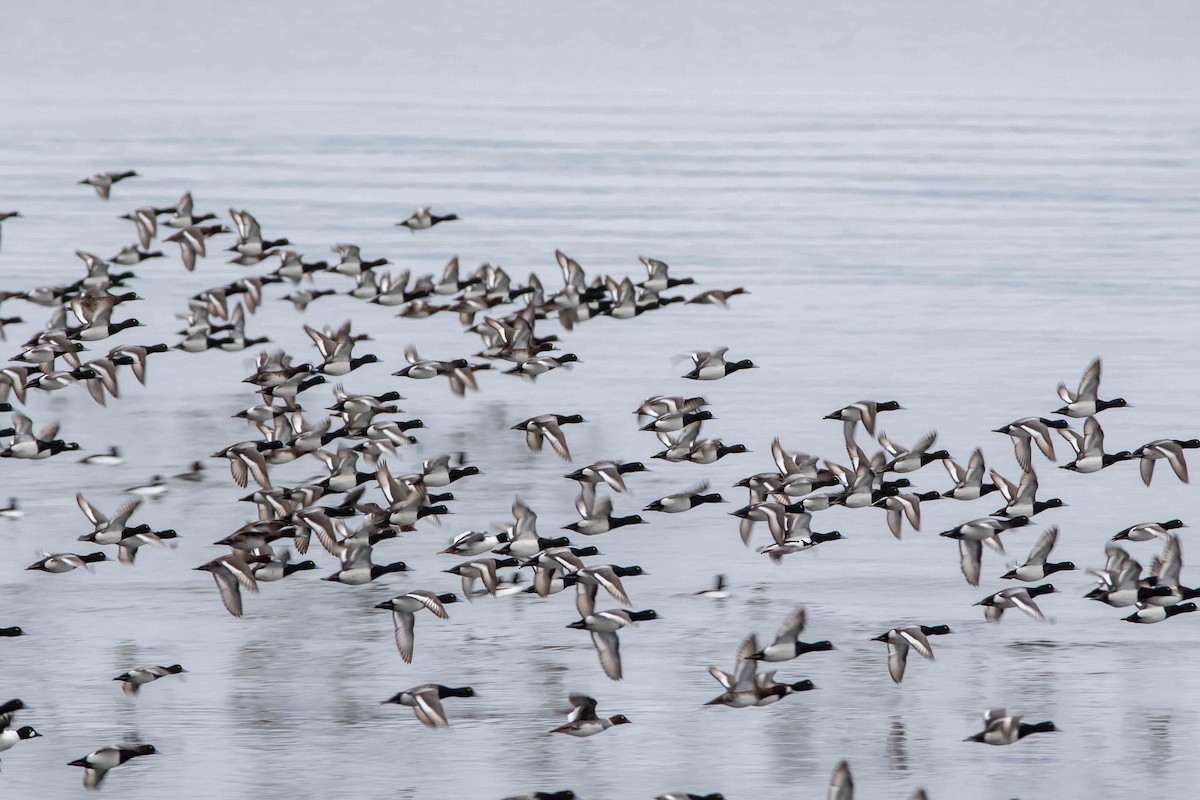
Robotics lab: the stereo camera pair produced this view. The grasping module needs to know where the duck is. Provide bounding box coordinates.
[871,491,941,539]
[551,694,631,737]
[1001,526,1076,581]
[174,461,205,482]
[694,575,730,599]
[824,400,903,438]
[643,480,725,513]
[637,256,695,292]
[441,529,510,557]
[993,417,1071,471]
[374,590,459,663]
[975,584,1057,622]
[965,709,1057,745]
[681,347,757,380]
[110,244,164,266]
[939,515,1028,544]
[227,208,288,256]
[565,487,646,535]
[561,460,648,491]
[0,627,24,636]
[871,625,952,684]
[116,527,179,565]
[81,446,123,466]
[567,609,658,680]
[164,191,216,228]
[125,475,168,497]
[1138,534,1200,607]
[656,794,724,800]
[639,409,715,433]
[444,557,520,599]
[1123,602,1198,624]
[396,207,458,231]
[1055,357,1129,417]
[0,724,40,760]
[512,413,585,461]
[990,468,1064,518]
[828,761,853,800]
[412,455,481,488]
[878,430,948,474]
[26,552,109,573]
[1059,416,1133,473]
[323,543,409,585]
[250,551,317,582]
[79,170,138,199]
[0,211,19,250]
[1132,438,1199,485]
[1112,519,1187,542]
[382,684,474,727]
[0,498,23,519]
[113,664,186,695]
[747,607,834,662]
[68,744,156,789]
[502,793,576,800]
[941,449,999,500]
[194,555,259,617]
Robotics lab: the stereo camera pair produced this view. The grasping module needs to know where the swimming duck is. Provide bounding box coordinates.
[993,417,1070,471]
[174,461,205,482]
[695,575,730,599]
[568,608,658,680]
[550,694,630,737]
[383,684,474,728]
[976,584,1057,622]
[1059,416,1133,473]
[747,607,834,662]
[396,207,458,230]
[113,664,186,695]
[374,590,459,663]
[1132,438,1199,485]
[79,170,138,199]
[965,709,1056,745]
[125,475,168,497]
[0,498,21,519]
[872,625,952,684]
[81,446,123,466]
[0,211,19,250]
[68,744,156,789]
[1001,526,1075,581]
[681,347,757,381]
[1055,357,1129,417]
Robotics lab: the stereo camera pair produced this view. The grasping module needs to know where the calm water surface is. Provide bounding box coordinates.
[0,94,1198,798]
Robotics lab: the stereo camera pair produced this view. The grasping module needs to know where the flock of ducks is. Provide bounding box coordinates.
[0,172,1194,798]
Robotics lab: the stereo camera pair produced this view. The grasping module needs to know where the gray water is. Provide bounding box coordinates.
[2,9,1200,799]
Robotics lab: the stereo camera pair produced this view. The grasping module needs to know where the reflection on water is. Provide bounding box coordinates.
[0,91,1198,799]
